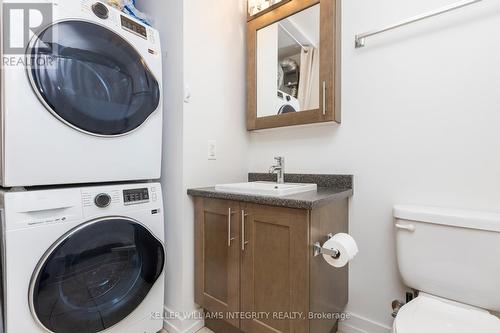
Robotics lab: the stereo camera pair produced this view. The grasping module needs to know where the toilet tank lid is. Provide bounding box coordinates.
[393,205,500,232]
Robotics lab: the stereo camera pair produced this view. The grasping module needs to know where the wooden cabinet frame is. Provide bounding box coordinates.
[194,199,241,327]
[247,0,341,130]
[240,203,310,333]
[247,0,292,22]
[194,197,349,333]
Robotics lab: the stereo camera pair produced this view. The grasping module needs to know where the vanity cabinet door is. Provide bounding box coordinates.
[240,203,310,333]
[194,198,241,328]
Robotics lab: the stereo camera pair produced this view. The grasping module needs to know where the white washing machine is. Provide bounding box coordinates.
[277,90,300,114]
[0,0,163,186]
[1,182,165,333]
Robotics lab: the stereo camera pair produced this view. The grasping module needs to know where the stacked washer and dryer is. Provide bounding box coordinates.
[0,1,165,332]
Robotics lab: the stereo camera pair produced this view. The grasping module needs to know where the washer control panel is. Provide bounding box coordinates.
[123,188,150,205]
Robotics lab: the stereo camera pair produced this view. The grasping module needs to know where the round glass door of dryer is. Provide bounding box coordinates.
[28,20,160,136]
[30,218,165,333]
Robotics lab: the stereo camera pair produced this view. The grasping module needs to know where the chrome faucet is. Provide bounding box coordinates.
[269,156,285,184]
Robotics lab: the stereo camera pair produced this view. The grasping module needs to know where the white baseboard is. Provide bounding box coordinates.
[339,313,392,333]
[161,307,390,333]
[163,306,205,333]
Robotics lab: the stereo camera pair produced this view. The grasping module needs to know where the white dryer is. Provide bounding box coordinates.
[1,182,165,333]
[0,0,163,186]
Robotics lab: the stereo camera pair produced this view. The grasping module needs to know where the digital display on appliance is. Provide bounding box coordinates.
[121,15,147,39]
[123,188,149,205]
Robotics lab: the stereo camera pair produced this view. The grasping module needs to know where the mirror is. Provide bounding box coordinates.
[257,4,320,117]
[247,0,339,131]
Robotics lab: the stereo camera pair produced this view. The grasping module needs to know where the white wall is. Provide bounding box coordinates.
[143,0,500,332]
[180,0,250,330]
[138,0,190,331]
[248,0,500,331]
[142,0,250,332]
[183,0,249,191]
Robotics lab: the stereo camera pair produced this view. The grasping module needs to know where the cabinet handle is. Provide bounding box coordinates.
[241,210,249,251]
[228,208,236,247]
[322,81,327,115]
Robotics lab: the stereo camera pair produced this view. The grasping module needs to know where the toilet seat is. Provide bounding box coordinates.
[393,293,500,333]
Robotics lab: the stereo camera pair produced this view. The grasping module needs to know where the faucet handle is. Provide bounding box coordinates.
[274,156,284,163]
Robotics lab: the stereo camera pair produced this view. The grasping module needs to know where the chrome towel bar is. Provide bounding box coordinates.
[355,0,483,48]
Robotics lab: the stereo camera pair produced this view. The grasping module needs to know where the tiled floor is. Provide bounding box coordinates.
[163,327,340,333]
[160,328,214,333]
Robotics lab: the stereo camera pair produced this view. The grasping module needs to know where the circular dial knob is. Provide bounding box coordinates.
[94,193,111,208]
[92,2,109,19]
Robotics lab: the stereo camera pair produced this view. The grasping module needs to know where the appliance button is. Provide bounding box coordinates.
[92,2,109,19]
[95,193,112,208]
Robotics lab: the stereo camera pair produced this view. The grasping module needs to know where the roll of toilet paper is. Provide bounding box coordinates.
[322,233,358,268]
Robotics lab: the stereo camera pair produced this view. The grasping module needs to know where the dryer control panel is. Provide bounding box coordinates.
[121,15,147,39]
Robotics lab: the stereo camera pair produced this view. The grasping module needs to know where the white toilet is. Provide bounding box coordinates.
[393,205,500,333]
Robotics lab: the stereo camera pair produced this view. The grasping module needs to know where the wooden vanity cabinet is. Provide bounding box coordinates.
[194,197,348,333]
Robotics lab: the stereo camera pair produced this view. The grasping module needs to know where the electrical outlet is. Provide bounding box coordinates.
[208,140,217,160]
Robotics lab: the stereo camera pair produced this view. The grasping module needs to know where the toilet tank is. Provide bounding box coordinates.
[394,205,500,312]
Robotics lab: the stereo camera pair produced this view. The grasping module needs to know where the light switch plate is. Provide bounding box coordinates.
[208,140,217,160]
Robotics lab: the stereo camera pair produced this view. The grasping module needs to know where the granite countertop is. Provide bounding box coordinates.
[187,173,353,210]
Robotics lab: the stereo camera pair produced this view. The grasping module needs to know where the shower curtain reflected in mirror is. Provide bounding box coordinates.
[298,46,320,111]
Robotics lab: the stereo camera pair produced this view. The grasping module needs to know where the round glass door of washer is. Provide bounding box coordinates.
[30,218,165,333]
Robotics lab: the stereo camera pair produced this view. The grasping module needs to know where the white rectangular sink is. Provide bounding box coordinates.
[215,181,317,197]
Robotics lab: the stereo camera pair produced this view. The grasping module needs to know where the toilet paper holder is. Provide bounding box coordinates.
[313,233,341,259]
